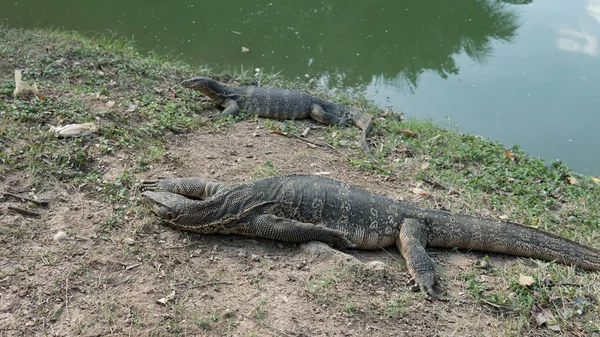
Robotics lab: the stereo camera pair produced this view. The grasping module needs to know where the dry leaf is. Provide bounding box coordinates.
[50,123,96,137]
[399,129,417,137]
[566,176,578,185]
[421,162,430,170]
[13,69,39,97]
[591,176,600,184]
[448,189,460,196]
[547,324,561,332]
[241,46,250,53]
[518,274,535,286]
[531,305,546,327]
[267,125,287,136]
[503,149,515,161]
[411,187,430,196]
[531,305,561,331]
[156,290,176,305]
[126,104,137,113]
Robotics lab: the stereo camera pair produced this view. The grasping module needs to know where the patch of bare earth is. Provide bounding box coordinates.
[1,120,560,336]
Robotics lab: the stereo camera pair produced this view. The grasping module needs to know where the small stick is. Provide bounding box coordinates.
[420,172,447,190]
[553,282,582,288]
[300,127,310,137]
[178,281,233,289]
[65,264,73,321]
[165,242,206,250]
[3,192,49,206]
[290,134,332,149]
[126,263,141,271]
[110,262,148,286]
[481,299,512,311]
[7,206,41,217]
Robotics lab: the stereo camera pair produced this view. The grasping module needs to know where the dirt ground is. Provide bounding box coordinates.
[1,118,574,337]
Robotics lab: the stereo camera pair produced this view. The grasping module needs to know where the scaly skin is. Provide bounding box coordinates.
[180,77,373,155]
[141,174,600,299]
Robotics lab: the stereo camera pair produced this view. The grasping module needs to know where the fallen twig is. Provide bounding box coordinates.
[165,242,206,250]
[177,281,233,289]
[550,282,582,288]
[290,134,335,150]
[126,263,141,271]
[65,264,73,321]
[420,172,447,190]
[7,206,41,217]
[480,299,513,312]
[109,264,146,286]
[3,192,49,206]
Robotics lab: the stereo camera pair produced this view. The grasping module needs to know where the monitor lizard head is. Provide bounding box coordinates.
[180,76,228,100]
[141,191,236,233]
[142,191,194,223]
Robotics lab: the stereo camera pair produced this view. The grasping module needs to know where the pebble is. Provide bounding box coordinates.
[53,231,67,242]
[366,261,387,270]
[124,238,135,245]
[475,259,490,269]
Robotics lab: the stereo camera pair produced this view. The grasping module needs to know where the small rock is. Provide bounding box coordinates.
[53,231,68,242]
[124,238,135,245]
[474,275,487,283]
[366,261,387,270]
[475,259,490,269]
[296,261,307,270]
[480,208,491,218]
[251,254,260,262]
[106,100,115,108]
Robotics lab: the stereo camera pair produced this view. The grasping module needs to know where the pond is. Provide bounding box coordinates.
[2,0,599,174]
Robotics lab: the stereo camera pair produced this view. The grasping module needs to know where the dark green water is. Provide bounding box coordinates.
[2,0,599,174]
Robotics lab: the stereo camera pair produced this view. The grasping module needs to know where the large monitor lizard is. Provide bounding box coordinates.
[141,174,600,300]
[180,77,374,155]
